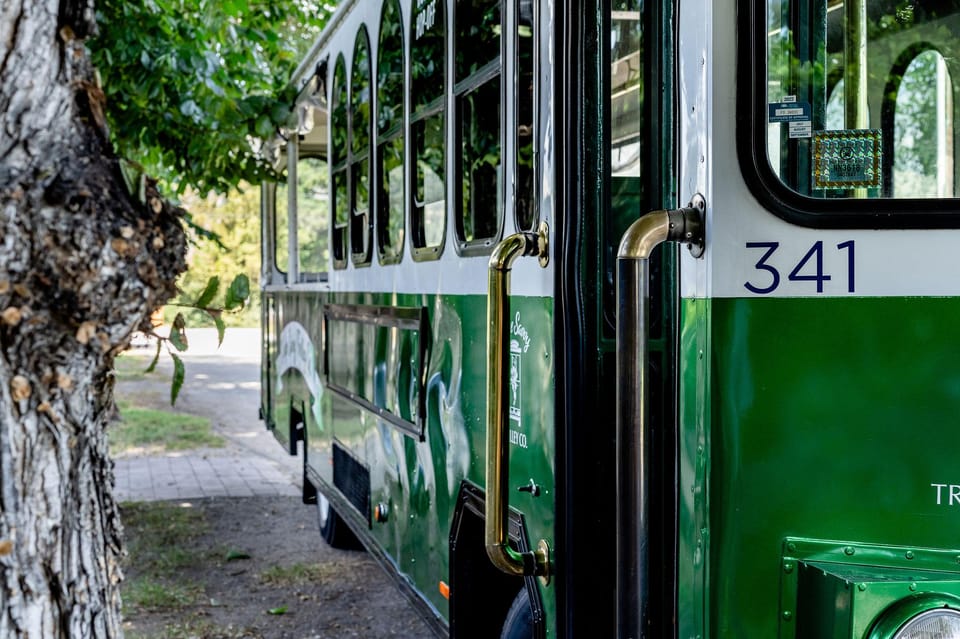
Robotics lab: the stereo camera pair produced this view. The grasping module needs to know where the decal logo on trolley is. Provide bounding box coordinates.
[509,312,529,449]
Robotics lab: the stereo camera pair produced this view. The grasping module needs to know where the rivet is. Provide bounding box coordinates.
[844,546,856,556]
[909,583,918,592]
[905,551,915,560]
[858,583,867,592]
[783,562,794,574]
[787,542,797,552]
[782,611,793,621]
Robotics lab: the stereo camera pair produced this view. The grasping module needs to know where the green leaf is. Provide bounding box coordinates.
[170,312,189,352]
[170,352,185,405]
[145,338,162,373]
[267,606,288,615]
[195,276,220,309]
[255,114,274,139]
[214,313,226,347]
[224,274,250,311]
[225,549,251,561]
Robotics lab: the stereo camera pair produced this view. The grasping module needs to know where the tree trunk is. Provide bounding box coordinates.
[0,1,186,635]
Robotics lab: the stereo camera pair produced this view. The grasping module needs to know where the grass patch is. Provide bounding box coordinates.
[122,503,210,620]
[125,619,261,639]
[122,501,208,574]
[259,562,338,587]
[124,576,203,611]
[109,400,224,455]
[113,353,154,382]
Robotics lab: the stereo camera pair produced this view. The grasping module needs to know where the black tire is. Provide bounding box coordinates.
[500,587,534,639]
[317,495,363,550]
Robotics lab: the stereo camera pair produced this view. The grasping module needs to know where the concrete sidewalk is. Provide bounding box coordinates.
[113,451,299,502]
[114,328,302,502]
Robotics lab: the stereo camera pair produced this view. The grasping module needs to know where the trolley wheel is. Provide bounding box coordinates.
[500,587,534,639]
[317,494,363,551]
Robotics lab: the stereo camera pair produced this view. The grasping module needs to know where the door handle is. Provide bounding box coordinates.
[485,222,551,581]
[616,196,704,637]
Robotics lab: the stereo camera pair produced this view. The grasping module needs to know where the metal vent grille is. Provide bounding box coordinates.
[333,443,370,525]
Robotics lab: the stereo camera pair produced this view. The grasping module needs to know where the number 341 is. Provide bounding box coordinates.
[744,241,855,295]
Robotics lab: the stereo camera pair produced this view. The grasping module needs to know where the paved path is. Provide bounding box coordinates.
[114,328,302,502]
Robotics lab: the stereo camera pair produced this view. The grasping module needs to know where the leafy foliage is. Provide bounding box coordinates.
[166,187,261,329]
[89,0,336,195]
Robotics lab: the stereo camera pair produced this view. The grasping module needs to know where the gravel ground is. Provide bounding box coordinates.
[121,496,438,639]
[116,332,440,638]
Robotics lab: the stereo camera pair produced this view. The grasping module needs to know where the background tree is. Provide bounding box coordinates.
[0,0,329,634]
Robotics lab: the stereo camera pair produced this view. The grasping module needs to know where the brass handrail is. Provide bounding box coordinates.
[485,224,550,580]
[616,199,704,638]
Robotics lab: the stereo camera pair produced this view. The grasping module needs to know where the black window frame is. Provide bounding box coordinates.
[737,0,960,229]
[376,0,406,266]
[350,26,374,266]
[453,0,503,256]
[514,0,539,234]
[409,0,447,262]
[330,54,350,269]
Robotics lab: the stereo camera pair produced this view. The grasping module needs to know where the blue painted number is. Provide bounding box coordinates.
[744,241,855,294]
[744,242,780,294]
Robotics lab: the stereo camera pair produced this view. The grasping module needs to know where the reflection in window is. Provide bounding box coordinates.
[414,116,446,247]
[611,5,642,178]
[274,178,289,274]
[894,50,954,198]
[516,0,537,231]
[411,0,446,256]
[458,77,501,243]
[455,0,501,250]
[298,156,330,273]
[764,0,959,200]
[454,0,502,247]
[351,29,373,264]
[331,55,349,268]
[377,0,405,263]
[825,79,844,131]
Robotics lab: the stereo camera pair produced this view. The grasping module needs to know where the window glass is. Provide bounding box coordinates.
[765,0,959,199]
[411,0,446,256]
[455,0,500,83]
[413,114,446,248]
[331,55,349,267]
[378,0,405,263]
[274,178,289,274]
[894,49,954,197]
[458,77,501,242]
[351,29,373,263]
[455,0,501,250]
[516,0,537,231]
[379,138,405,261]
[298,156,329,273]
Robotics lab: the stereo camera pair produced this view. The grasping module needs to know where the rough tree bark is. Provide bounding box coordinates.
[0,1,187,635]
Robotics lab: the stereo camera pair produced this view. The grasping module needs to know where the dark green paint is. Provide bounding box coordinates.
[691,296,960,638]
[263,289,556,633]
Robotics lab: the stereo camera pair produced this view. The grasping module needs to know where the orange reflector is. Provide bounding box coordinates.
[438,581,450,600]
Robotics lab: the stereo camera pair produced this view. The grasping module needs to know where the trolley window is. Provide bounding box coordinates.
[273,176,289,275]
[377,0,405,264]
[455,0,501,253]
[297,155,330,275]
[350,28,373,265]
[742,0,960,226]
[331,55,349,267]
[410,0,446,259]
[516,0,537,232]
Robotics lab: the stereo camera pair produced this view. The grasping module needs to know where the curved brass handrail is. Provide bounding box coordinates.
[485,225,550,580]
[616,199,704,637]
